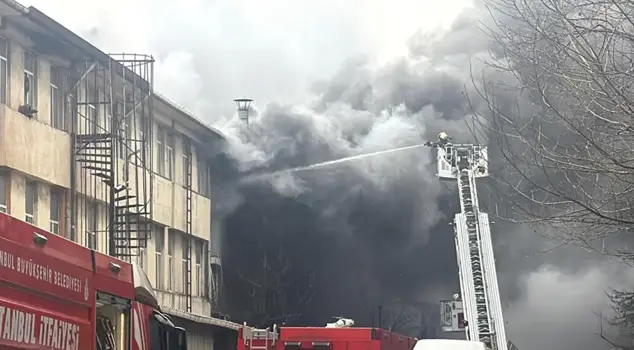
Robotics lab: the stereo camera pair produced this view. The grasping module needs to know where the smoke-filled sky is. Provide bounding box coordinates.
[24,1,634,349]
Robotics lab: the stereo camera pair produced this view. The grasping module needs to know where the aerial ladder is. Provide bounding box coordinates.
[426,132,510,350]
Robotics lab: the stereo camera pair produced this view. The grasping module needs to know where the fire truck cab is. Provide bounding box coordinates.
[0,212,186,350]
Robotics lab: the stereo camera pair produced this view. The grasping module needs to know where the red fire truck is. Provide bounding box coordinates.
[238,323,417,350]
[0,212,186,350]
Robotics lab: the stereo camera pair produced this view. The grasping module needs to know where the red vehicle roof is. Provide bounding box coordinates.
[240,326,417,350]
[279,327,416,344]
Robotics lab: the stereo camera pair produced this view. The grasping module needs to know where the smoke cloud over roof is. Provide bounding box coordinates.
[24,0,634,348]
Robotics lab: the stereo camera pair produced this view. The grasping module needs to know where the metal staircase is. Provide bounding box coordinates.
[456,152,493,347]
[71,55,154,260]
[73,122,151,258]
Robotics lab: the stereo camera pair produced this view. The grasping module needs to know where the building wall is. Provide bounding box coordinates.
[0,17,220,329]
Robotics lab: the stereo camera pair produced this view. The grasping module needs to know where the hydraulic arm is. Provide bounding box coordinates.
[428,134,507,350]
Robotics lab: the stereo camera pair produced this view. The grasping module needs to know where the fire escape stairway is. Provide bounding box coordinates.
[456,149,493,348]
[75,133,151,257]
[112,183,151,257]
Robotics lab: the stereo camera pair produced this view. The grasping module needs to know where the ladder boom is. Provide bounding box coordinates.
[429,135,507,350]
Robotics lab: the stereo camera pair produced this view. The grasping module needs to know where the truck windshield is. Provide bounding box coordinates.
[149,312,187,350]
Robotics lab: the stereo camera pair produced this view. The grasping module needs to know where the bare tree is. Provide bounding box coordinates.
[358,288,419,335]
[469,0,634,344]
[231,240,316,327]
[472,0,634,254]
[380,301,419,334]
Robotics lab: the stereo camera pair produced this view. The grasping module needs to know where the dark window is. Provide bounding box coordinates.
[25,181,36,224]
[157,126,165,176]
[50,67,65,130]
[86,202,98,249]
[0,173,6,213]
[23,52,37,106]
[49,189,61,234]
[0,36,8,105]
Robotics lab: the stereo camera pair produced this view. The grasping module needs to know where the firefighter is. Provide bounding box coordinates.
[424,131,450,148]
[437,131,449,146]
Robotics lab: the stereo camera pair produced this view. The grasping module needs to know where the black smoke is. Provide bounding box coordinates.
[206,5,632,350]
[209,9,497,336]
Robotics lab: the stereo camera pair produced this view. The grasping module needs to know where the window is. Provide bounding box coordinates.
[50,67,64,130]
[156,127,174,179]
[126,117,133,155]
[49,189,61,235]
[104,113,112,134]
[103,94,112,134]
[183,139,192,188]
[167,233,175,291]
[197,158,211,197]
[195,241,205,296]
[182,236,190,293]
[0,173,7,214]
[0,37,7,104]
[183,152,189,188]
[166,134,174,180]
[138,117,150,164]
[155,228,164,289]
[181,257,188,294]
[25,181,36,224]
[117,102,128,160]
[118,122,127,159]
[24,52,37,107]
[87,104,97,134]
[86,202,97,249]
[138,248,146,269]
[157,126,165,176]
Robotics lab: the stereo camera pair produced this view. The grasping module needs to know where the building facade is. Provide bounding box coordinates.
[0,1,232,348]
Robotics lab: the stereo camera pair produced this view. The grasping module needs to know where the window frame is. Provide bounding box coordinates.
[25,181,36,224]
[138,247,146,269]
[166,133,174,180]
[155,228,165,289]
[195,240,204,296]
[181,257,188,294]
[196,264,202,297]
[167,233,175,291]
[0,172,7,214]
[23,51,37,107]
[50,67,65,130]
[49,189,61,235]
[197,158,211,197]
[182,236,190,294]
[117,102,128,160]
[85,202,97,249]
[0,36,8,105]
[157,125,165,176]
[87,104,97,134]
[182,142,190,187]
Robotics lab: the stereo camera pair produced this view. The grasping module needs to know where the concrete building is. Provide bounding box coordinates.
[0,1,236,348]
